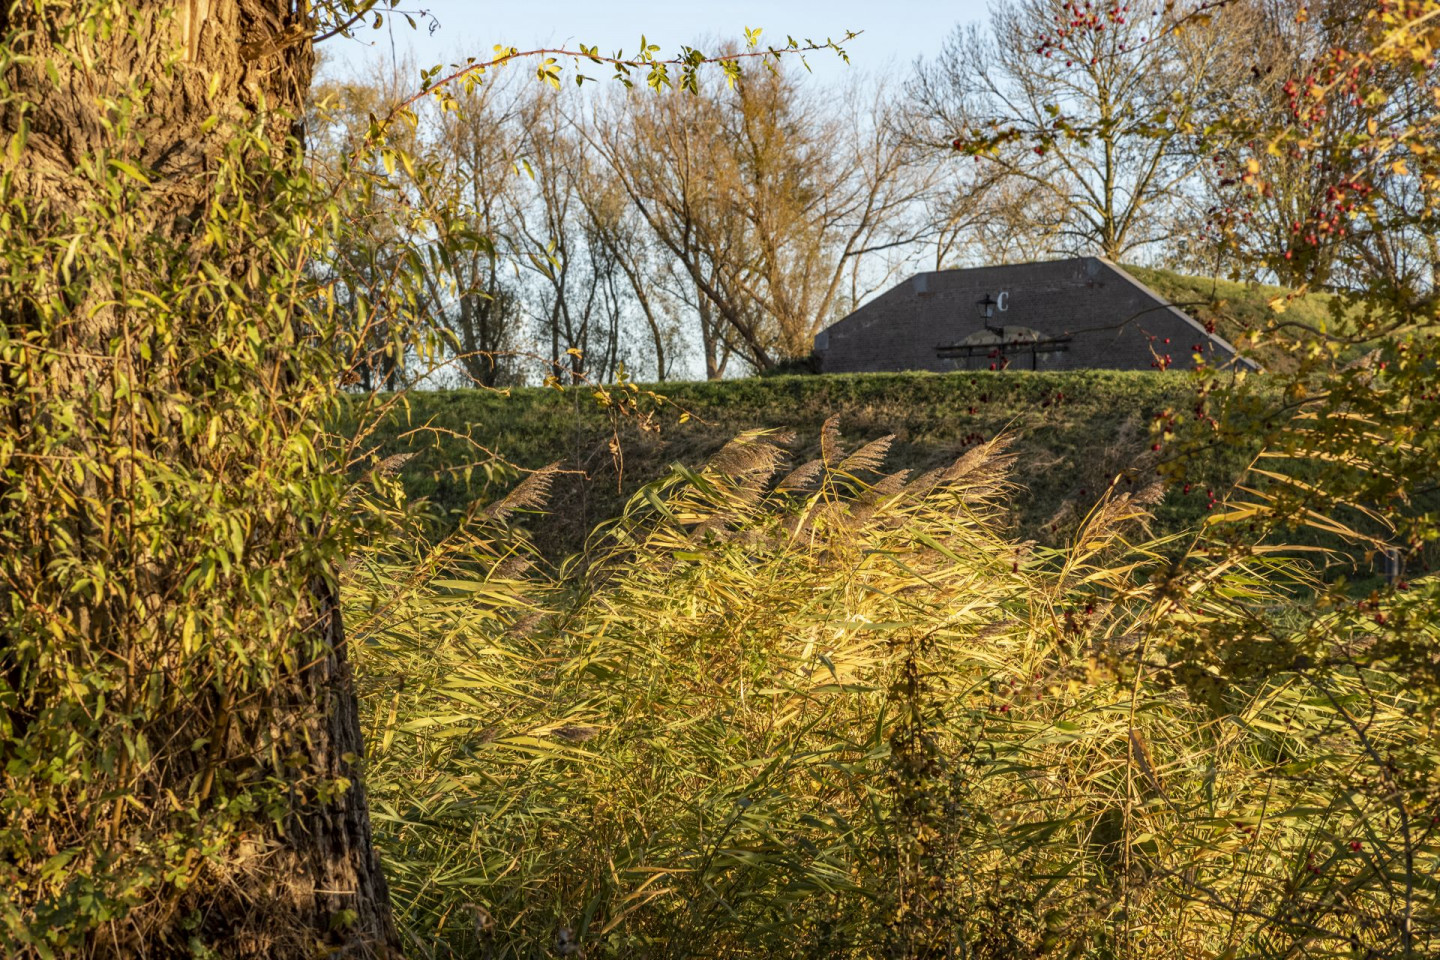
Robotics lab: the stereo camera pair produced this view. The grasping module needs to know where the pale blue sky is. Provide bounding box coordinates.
[321,0,990,84]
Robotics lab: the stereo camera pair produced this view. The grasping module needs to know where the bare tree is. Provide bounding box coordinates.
[421,69,532,386]
[921,163,1071,269]
[511,90,629,383]
[910,0,1255,262]
[722,71,926,358]
[575,158,686,381]
[315,57,949,387]
[589,83,764,373]
[591,64,924,373]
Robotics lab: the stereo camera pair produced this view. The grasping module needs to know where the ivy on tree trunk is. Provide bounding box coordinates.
[0,3,398,956]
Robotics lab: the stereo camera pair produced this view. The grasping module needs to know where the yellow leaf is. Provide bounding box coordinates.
[109,159,150,184]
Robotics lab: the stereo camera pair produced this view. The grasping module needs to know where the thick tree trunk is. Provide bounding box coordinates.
[0,2,398,956]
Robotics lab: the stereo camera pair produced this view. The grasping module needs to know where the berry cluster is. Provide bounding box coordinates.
[1035,1,1145,65]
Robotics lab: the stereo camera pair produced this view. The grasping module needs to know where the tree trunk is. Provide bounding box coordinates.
[0,2,399,956]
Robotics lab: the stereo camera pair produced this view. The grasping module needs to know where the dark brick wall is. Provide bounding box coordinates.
[815,257,1246,373]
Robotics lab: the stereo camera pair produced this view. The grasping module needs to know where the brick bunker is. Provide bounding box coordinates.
[813,257,1249,373]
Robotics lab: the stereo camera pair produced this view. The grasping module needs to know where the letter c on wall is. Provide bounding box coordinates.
[997,291,1009,312]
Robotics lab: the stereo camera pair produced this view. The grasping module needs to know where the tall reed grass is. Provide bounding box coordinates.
[346,419,1437,959]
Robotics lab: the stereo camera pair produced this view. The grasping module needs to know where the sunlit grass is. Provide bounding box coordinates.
[347,420,1438,959]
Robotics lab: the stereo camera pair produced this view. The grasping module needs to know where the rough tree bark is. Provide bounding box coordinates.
[0,2,398,956]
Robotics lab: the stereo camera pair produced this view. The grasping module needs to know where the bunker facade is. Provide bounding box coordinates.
[814,257,1247,374]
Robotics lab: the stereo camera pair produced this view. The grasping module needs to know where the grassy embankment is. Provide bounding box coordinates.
[357,370,1258,561]
[1126,263,1367,370]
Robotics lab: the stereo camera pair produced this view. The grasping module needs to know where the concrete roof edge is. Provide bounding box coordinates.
[904,255,1094,282]
[1094,258,1261,371]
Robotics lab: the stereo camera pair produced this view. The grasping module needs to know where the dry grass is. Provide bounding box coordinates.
[346,423,1438,959]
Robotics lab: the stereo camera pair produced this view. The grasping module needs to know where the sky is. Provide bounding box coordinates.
[320,0,991,85]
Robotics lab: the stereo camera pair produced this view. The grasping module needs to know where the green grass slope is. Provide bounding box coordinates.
[356,370,1257,561]
[1124,264,1363,370]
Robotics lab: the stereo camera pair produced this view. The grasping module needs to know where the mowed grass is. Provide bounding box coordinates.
[352,369,1261,560]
